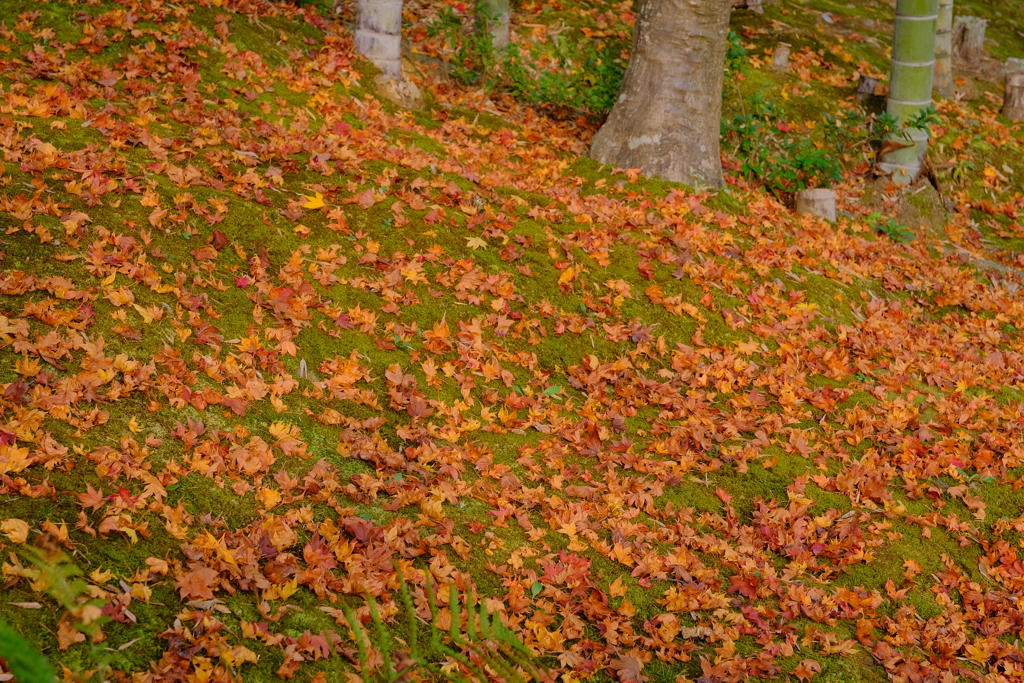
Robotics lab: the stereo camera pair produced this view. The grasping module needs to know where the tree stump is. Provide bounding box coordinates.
[477,0,510,51]
[773,44,791,72]
[1004,57,1024,76]
[732,0,763,13]
[1004,72,1024,121]
[795,189,836,222]
[952,16,987,66]
[857,73,881,101]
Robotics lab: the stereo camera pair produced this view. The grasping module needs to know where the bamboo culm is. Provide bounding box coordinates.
[879,0,939,185]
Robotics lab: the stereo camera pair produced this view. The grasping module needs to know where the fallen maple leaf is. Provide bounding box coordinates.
[1,518,30,543]
[301,192,325,209]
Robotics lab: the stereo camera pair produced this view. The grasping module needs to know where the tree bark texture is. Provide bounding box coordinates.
[355,0,403,79]
[933,0,953,98]
[952,16,987,65]
[477,0,510,51]
[1004,72,1024,121]
[590,0,731,189]
[879,0,938,186]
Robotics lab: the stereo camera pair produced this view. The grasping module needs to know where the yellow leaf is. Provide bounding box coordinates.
[15,357,40,377]
[101,273,117,286]
[256,486,282,509]
[609,576,627,598]
[133,303,154,324]
[1,518,30,543]
[465,236,488,250]
[558,266,576,286]
[301,192,325,210]
[127,417,142,434]
[90,568,114,583]
[280,578,298,600]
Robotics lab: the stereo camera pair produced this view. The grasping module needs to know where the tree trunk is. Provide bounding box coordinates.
[477,0,510,51]
[933,0,953,98]
[879,0,938,186]
[1004,72,1024,121]
[952,16,987,66]
[355,0,403,79]
[590,0,731,189]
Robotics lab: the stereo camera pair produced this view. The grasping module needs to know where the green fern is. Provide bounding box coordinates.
[0,619,60,683]
[341,576,550,682]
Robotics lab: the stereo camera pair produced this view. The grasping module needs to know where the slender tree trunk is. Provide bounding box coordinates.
[355,0,403,79]
[934,0,953,98]
[477,0,510,51]
[590,0,731,189]
[879,0,938,186]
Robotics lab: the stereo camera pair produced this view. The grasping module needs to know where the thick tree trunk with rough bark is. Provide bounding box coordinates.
[879,0,938,186]
[590,0,731,189]
[355,0,403,79]
[934,0,953,98]
[477,0,510,51]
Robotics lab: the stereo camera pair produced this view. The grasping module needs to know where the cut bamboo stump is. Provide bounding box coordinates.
[477,0,510,50]
[773,44,791,71]
[952,16,987,66]
[1005,58,1024,76]
[732,0,764,13]
[1004,72,1024,121]
[857,73,881,101]
[355,0,403,79]
[795,189,836,222]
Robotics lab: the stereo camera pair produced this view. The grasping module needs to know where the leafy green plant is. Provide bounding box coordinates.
[903,104,940,138]
[503,41,625,114]
[341,576,551,682]
[872,214,915,242]
[427,8,625,114]
[723,95,842,194]
[725,30,748,73]
[428,7,502,86]
[0,619,60,683]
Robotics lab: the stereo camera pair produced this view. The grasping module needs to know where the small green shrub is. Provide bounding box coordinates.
[342,576,551,682]
[722,94,843,194]
[426,8,626,115]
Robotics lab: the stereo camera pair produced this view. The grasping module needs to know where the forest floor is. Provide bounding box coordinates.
[1,0,1024,682]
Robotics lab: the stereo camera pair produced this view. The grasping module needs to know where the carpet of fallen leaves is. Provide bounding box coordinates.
[3,0,1024,682]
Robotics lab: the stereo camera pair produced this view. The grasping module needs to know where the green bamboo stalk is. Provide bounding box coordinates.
[880,0,939,185]
[934,0,953,97]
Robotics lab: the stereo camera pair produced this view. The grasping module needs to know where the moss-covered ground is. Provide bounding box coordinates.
[1,0,1024,682]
